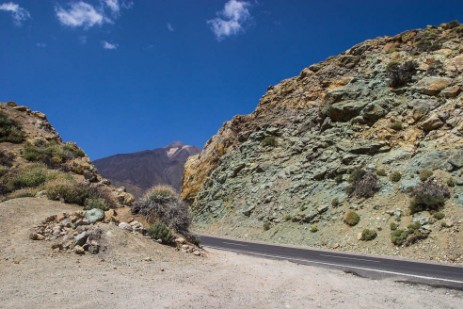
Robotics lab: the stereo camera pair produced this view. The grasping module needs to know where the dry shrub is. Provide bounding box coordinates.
[45,177,89,205]
[409,180,450,214]
[353,171,379,198]
[133,185,191,233]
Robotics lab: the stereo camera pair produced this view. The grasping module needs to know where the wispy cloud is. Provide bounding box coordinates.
[0,2,30,26]
[104,0,119,14]
[55,0,132,29]
[207,0,251,40]
[166,22,174,32]
[55,1,107,28]
[36,42,46,48]
[102,40,117,49]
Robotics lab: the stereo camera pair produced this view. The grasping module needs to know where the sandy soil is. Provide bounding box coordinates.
[0,198,462,309]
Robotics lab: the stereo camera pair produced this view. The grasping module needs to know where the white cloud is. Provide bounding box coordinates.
[36,42,46,48]
[166,22,174,32]
[207,0,251,40]
[104,0,119,14]
[0,2,30,25]
[55,1,107,28]
[102,40,117,49]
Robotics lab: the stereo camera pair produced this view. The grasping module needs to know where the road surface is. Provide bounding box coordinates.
[199,234,463,289]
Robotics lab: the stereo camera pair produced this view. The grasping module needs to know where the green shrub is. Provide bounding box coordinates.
[390,222,398,230]
[133,185,191,233]
[409,180,450,214]
[147,222,174,244]
[335,174,343,184]
[331,198,339,207]
[310,225,318,233]
[407,222,421,232]
[189,235,201,246]
[447,178,455,187]
[419,169,433,182]
[23,141,64,167]
[84,198,110,211]
[386,61,417,88]
[343,211,360,226]
[433,212,445,220]
[390,120,403,131]
[10,164,48,190]
[360,229,377,241]
[376,168,387,177]
[0,151,15,167]
[285,215,292,221]
[348,168,366,183]
[0,112,25,143]
[299,205,307,211]
[391,229,409,246]
[62,142,85,158]
[389,171,402,182]
[45,179,89,205]
[260,136,277,148]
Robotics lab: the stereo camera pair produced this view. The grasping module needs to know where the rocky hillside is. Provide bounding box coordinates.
[182,22,463,263]
[94,142,200,197]
[0,102,134,207]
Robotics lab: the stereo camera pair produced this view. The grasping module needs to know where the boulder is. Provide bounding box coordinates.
[85,209,105,224]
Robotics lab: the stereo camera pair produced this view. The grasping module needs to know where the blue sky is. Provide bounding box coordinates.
[1,0,463,159]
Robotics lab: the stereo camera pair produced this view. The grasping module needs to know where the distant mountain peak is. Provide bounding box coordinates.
[165,141,186,149]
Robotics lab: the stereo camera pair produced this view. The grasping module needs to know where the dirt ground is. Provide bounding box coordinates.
[0,198,462,309]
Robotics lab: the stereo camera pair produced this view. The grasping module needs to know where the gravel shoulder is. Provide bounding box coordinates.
[0,198,462,309]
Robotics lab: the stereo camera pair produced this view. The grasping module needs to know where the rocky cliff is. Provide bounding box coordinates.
[182,22,463,263]
[94,142,200,197]
[0,102,134,206]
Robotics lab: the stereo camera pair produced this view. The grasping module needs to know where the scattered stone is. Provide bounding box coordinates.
[74,245,85,255]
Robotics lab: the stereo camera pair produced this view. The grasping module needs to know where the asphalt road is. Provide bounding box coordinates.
[199,234,463,289]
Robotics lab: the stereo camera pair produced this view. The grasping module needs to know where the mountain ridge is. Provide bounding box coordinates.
[94,141,200,197]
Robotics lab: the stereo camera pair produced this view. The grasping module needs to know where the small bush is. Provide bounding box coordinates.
[390,120,403,131]
[299,205,307,211]
[285,214,292,221]
[310,225,318,233]
[419,169,433,182]
[447,178,455,187]
[409,180,450,214]
[9,164,48,190]
[376,168,387,177]
[23,141,63,168]
[391,229,409,246]
[134,185,191,233]
[343,211,360,226]
[335,174,343,184]
[0,112,25,143]
[46,178,89,205]
[189,235,201,246]
[84,198,110,211]
[407,222,421,232]
[390,222,398,230]
[433,212,445,220]
[147,222,174,244]
[331,198,339,207]
[360,229,377,241]
[263,221,271,231]
[0,151,15,167]
[260,136,277,148]
[386,61,417,88]
[389,171,402,182]
[348,168,366,184]
[353,171,379,198]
